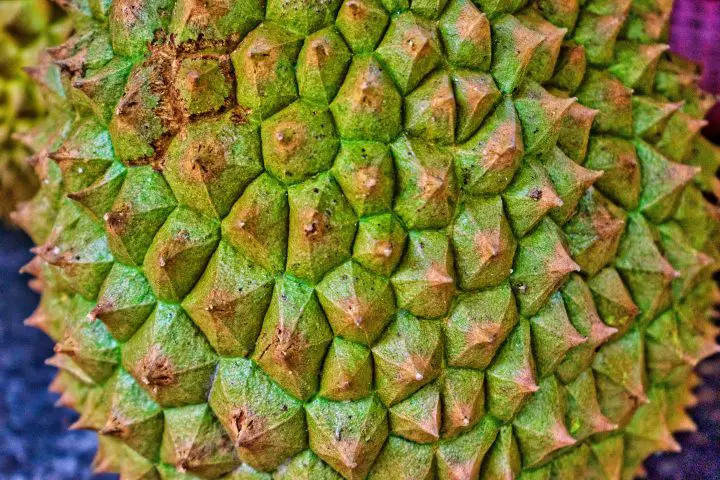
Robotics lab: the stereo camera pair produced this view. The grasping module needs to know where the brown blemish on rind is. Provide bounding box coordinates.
[182,139,228,182]
[138,345,176,388]
[231,407,266,449]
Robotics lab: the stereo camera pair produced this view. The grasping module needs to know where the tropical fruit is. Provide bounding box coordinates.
[12,0,720,479]
[0,0,68,221]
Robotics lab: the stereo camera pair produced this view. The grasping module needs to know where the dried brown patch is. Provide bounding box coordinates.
[182,138,227,182]
[138,346,176,387]
[231,406,267,449]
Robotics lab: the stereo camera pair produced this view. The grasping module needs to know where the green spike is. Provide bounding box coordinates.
[51,121,114,193]
[389,382,441,443]
[576,70,633,137]
[261,101,339,185]
[543,146,603,224]
[487,319,539,421]
[100,369,164,461]
[317,258,397,344]
[175,56,231,115]
[108,54,174,163]
[319,337,373,401]
[221,173,288,275]
[92,263,157,342]
[160,404,239,478]
[296,27,352,104]
[624,0,673,43]
[92,435,125,475]
[454,96,524,195]
[436,417,499,480]
[332,140,394,217]
[391,135,457,229]
[442,368,486,438]
[372,311,443,406]
[673,185,720,254]
[118,443,159,480]
[451,70,502,143]
[336,0,388,53]
[510,218,580,316]
[306,395,388,480]
[615,213,677,322]
[329,56,402,142]
[490,15,545,93]
[182,241,274,357]
[537,0,580,31]
[55,296,120,383]
[514,81,576,155]
[122,303,218,407]
[646,311,695,384]
[593,327,648,426]
[391,230,455,318]
[445,282,518,369]
[563,187,627,276]
[658,222,717,302]
[36,199,114,299]
[548,42,588,94]
[368,436,434,480]
[480,425,522,479]
[451,196,517,289]
[655,110,709,163]
[503,159,564,237]
[103,165,177,266]
[586,267,639,332]
[164,112,263,218]
[403,72,456,145]
[556,102,598,163]
[557,274,617,382]
[231,24,302,118]
[286,173,357,282]
[375,12,442,94]
[574,11,625,65]
[438,0,491,70]
[587,434,624,480]
[352,213,407,276]
[584,136,640,210]
[631,95,683,140]
[253,275,333,400]
[622,388,681,480]
[687,136,720,194]
[67,161,127,220]
[209,358,307,471]
[608,42,667,93]
[565,369,617,441]
[530,292,586,378]
[517,8,568,83]
[513,375,576,468]
[143,207,220,302]
[635,139,699,223]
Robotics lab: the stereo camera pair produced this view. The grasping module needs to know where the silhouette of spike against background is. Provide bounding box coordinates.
[3,1,720,480]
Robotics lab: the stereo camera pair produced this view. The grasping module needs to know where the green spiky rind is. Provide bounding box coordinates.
[15,0,720,479]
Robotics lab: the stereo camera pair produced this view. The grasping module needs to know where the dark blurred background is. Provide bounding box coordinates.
[2,1,720,479]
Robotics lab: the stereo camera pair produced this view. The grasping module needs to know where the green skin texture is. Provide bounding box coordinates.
[11,0,720,479]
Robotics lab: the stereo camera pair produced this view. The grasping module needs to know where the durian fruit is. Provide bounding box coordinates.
[14,0,720,479]
[0,0,69,221]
